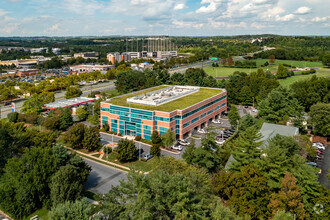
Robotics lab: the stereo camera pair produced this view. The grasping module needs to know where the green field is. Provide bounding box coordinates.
[278,70,330,87]
[204,59,324,77]
[108,86,223,112]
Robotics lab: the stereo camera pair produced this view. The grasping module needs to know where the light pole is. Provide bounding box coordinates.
[252,97,255,107]
[139,142,141,161]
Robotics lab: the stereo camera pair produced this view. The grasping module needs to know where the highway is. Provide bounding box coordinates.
[0,81,115,119]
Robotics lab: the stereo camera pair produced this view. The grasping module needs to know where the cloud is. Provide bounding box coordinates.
[208,19,247,29]
[174,3,186,11]
[196,0,224,14]
[4,0,22,2]
[124,27,137,32]
[294,6,311,14]
[276,14,295,21]
[173,20,204,29]
[0,9,9,17]
[311,16,329,22]
[44,24,60,34]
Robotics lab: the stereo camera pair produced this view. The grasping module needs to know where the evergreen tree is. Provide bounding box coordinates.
[230,126,262,172]
[228,105,240,127]
[276,64,287,79]
[64,123,86,149]
[150,144,161,157]
[238,114,257,132]
[268,172,306,220]
[309,102,330,136]
[117,138,137,162]
[151,130,161,146]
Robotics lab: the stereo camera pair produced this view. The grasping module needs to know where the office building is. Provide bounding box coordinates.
[74,52,99,59]
[100,85,227,140]
[70,64,115,74]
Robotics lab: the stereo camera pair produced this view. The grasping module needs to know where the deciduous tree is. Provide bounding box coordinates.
[117,138,137,162]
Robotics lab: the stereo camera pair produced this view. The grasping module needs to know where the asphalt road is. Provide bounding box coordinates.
[83,157,127,195]
[318,145,330,189]
[100,133,183,159]
[0,81,115,119]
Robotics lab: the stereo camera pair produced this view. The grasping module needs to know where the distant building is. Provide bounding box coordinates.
[52,48,61,55]
[131,63,154,71]
[30,47,48,53]
[70,64,115,74]
[43,97,96,114]
[14,69,40,77]
[0,59,40,68]
[74,52,99,59]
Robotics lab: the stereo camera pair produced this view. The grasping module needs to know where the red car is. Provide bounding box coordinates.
[316,150,322,154]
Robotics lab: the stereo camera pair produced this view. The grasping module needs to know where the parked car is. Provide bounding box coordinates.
[316,155,323,160]
[252,109,258,113]
[178,139,190,146]
[198,129,207,134]
[215,140,225,145]
[313,143,325,150]
[307,161,317,167]
[316,149,323,154]
[171,145,183,151]
[143,153,153,161]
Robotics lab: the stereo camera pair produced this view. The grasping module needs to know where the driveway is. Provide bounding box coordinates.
[318,145,330,189]
[83,158,127,195]
[100,133,183,159]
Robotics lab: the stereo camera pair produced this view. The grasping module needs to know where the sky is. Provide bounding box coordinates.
[0,0,329,37]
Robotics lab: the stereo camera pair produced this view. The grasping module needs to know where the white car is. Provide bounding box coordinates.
[215,140,225,145]
[171,145,183,151]
[198,129,207,134]
[178,139,190,146]
[313,143,325,150]
[212,119,222,124]
[252,109,258,113]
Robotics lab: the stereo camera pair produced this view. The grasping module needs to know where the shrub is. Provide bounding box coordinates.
[135,135,141,141]
[103,147,112,154]
[141,139,152,145]
[7,112,19,123]
[18,113,39,124]
[140,158,147,162]
[118,133,122,136]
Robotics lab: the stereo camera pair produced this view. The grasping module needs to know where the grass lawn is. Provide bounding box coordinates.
[278,70,330,87]
[204,59,324,77]
[108,86,222,112]
[24,208,49,220]
[104,89,120,98]
[102,152,158,172]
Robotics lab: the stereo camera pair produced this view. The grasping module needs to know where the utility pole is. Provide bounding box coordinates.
[253,97,255,107]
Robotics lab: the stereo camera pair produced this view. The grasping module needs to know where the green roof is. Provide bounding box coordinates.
[108,86,223,112]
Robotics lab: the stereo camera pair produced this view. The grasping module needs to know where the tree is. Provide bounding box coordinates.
[82,127,101,151]
[183,133,221,172]
[322,54,330,67]
[238,114,256,132]
[19,82,31,98]
[7,112,19,123]
[64,123,86,149]
[117,138,137,162]
[309,102,330,136]
[161,129,176,149]
[22,92,55,113]
[272,210,293,220]
[276,64,288,79]
[60,108,73,130]
[269,55,276,64]
[0,122,14,171]
[43,116,60,130]
[76,106,88,120]
[151,130,161,146]
[257,135,301,190]
[258,87,304,123]
[213,165,271,219]
[230,126,262,172]
[49,199,93,220]
[32,131,57,148]
[150,144,161,157]
[227,57,234,66]
[0,147,59,218]
[50,165,83,206]
[268,172,306,220]
[65,86,82,99]
[100,158,239,219]
[228,105,240,127]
